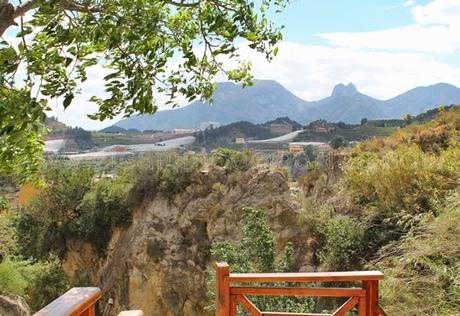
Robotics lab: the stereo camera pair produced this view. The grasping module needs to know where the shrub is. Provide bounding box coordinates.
[318,216,366,271]
[16,163,133,258]
[212,148,255,172]
[125,153,203,202]
[15,164,94,259]
[207,208,314,314]
[68,179,132,254]
[0,212,17,259]
[375,191,460,315]
[0,196,10,210]
[0,256,68,312]
[342,145,460,219]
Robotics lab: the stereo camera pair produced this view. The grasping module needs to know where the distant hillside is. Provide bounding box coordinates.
[110,80,460,131]
[194,121,273,149]
[100,126,128,133]
[382,83,460,117]
[115,80,311,131]
[310,83,384,123]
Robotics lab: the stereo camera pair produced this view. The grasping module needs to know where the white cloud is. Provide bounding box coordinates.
[239,41,460,101]
[412,0,460,25]
[318,0,460,53]
[402,0,416,7]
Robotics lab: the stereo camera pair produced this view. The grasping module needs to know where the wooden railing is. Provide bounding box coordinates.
[33,287,144,316]
[34,287,101,316]
[215,262,387,316]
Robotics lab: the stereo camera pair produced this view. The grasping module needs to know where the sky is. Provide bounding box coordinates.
[7,0,460,129]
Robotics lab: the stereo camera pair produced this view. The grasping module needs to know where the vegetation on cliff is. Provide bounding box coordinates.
[300,108,460,315]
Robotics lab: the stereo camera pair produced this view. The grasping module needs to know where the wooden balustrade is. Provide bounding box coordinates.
[215,262,387,316]
[33,287,143,316]
[34,287,101,316]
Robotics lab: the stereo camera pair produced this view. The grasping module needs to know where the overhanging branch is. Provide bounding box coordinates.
[0,0,104,37]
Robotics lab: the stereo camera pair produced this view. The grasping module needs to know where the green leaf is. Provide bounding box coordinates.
[63,93,74,109]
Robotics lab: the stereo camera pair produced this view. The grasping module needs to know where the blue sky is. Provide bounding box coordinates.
[5,0,460,129]
[278,1,422,43]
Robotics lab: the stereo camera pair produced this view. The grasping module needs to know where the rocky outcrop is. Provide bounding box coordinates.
[63,166,312,315]
[0,295,30,316]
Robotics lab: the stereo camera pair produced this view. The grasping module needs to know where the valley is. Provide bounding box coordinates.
[2,108,460,315]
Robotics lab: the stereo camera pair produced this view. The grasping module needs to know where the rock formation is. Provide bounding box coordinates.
[62,167,312,315]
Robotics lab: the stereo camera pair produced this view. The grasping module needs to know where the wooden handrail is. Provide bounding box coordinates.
[34,287,101,316]
[228,271,384,283]
[215,262,387,316]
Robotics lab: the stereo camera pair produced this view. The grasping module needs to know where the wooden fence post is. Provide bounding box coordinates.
[216,262,230,316]
[363,280,379,316]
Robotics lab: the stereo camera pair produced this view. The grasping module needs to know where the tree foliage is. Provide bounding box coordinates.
[208,207,314,314]
[0,255,68,312]
[0,0,288,182]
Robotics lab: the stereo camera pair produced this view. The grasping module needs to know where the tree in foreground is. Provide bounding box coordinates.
[0,0,288,181]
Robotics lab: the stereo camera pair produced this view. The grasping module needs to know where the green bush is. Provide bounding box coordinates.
[68,179,132,253]
[0,213,17,259]
[319,216,366,271]
[208,207,314,314]
[16,163,133,258]
[212,148,255,172]
[0,256,68,312]
[16,164,94,259]
[0,195,10,210]
[125,153,203,202]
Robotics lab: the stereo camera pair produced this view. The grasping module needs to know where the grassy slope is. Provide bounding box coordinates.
[300,108,460,315]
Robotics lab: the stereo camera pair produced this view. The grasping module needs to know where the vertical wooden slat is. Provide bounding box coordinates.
[358,296,366,316]
[363,280,379,316]
[216,262,230,316]
[230,295,237,316]
[370,281,379,316]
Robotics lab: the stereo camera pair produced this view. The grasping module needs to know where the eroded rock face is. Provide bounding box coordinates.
[63,167,312,315]
[0,295,30,316]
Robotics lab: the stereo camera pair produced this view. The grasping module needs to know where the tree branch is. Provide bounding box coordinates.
[14,0,41,18]
[164,0,200,8]
[0,0,104,37]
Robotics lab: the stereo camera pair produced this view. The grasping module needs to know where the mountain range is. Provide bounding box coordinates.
[112,80,460,131]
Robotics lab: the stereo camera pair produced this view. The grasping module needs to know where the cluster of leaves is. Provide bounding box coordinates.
[208,207,314,314]
[0,255,68,312]
[0,84,47,183]
[0,195,10,210]
[212,147,255,172]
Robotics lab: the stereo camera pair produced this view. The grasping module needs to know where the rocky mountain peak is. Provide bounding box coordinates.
[331,83,359,98]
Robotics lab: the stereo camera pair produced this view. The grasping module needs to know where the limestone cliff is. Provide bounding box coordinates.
[63,166,312,315]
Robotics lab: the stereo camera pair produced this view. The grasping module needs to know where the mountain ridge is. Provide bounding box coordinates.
[112,80,460,131]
